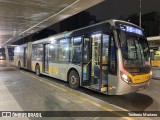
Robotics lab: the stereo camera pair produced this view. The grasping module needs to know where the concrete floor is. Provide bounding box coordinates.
[152,67,160,79]
[0,60,159,120]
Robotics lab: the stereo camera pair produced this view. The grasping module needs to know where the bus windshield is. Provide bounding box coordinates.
[118,29,150,70]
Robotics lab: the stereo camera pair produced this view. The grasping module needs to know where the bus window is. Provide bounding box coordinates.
[59,38,70,62]
[83,38,90,63]
[32,44,43,61]
[102,34,109,65]
[150,49,154,60]
[102,34,109,86]
[71,37,82,63]
[49,43,58,62]
[109,35,116,74]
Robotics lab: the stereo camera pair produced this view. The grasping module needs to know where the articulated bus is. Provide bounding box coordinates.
[0,48,6,60]
[150,48,160,67]
[14,20,152,95]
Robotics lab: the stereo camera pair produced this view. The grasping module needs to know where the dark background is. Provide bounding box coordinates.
[14,0,160,44]
[86,0,160,21]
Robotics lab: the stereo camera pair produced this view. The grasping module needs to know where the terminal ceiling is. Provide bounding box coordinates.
[0,0,104,46]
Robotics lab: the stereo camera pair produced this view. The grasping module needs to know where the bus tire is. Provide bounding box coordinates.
[18,62,21,69]
[35,64,40,76]
[69,70,80,89]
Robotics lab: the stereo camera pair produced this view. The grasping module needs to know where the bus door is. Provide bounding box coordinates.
[23,47,27,68]
[107,33,117,95]
[90,33,109,92]
[81,37,91,86]
[90,33,102,91]
[43,44,49,73]
[101,34,109,91]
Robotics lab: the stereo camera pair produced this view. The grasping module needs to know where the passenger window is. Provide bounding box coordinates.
[49,43,58,62]
[70,37,82,63]
[32,44,43,61]
[83,38,90,63]
[59,38,70,62]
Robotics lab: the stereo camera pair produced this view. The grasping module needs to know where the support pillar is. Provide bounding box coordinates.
[4,46,9,67]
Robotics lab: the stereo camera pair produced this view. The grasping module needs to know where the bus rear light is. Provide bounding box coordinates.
[120,71,131,84]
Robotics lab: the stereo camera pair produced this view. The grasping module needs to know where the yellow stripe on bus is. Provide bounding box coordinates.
[128,73,150,84]
[49,66,59,75]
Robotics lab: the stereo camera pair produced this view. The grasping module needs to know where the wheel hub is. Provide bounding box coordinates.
[71,75,77,84]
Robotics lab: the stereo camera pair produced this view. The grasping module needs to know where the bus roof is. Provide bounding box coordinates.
[26,19,142,45]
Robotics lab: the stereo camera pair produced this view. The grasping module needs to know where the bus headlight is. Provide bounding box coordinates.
[0,56,3,59]
[121,72,131,84]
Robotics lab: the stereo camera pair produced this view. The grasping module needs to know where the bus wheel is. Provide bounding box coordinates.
[35,65,40,76]
[18,62,21,69]
[69,70,80,89]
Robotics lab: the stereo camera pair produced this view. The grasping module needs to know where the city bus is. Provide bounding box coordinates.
[150,48,160,67]
[14,19,152,95]
[0,48,6,60]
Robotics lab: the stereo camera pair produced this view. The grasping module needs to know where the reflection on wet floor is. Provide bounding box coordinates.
[0,60,7,67]
[0,60,15,68]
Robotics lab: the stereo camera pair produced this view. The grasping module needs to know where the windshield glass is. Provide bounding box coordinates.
[118,30,150,69]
